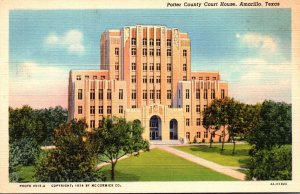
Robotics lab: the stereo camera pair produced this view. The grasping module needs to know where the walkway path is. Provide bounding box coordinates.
[156,145,246,180]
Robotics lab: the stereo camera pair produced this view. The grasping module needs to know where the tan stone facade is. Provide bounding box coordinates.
[68,25,228,143]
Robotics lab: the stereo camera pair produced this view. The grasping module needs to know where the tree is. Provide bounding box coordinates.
[35,106,68,145]
[247,145,292,180]
[35,119,104,182]
[247,100,291,150]
[9,105,38,144]
[203,98,232,152]
[202,103,221,148]
[246,100,292,180]
[91,117,149,181]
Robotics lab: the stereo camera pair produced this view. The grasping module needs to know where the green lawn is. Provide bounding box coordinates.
[172,143,251,167]
[16,165,36,182]
[101,148,238,181]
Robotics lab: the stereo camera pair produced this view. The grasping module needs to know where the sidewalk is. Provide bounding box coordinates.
[158,145,246,180]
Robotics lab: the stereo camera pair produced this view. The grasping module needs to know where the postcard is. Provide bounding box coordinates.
[0,0,299,193]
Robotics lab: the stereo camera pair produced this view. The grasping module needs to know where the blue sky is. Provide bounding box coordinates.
[9,9,291,108]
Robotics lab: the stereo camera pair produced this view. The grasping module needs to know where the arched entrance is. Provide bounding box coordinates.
[149,115,161,140]
[169,119,178,140]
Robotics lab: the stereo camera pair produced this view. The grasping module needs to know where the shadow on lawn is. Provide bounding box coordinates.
[102,169,140,181]
[189,145,250,167]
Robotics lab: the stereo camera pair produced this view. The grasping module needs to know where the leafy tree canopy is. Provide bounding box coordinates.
[247,100,291,150]
[35,119,104,182]
[91,117,149,181]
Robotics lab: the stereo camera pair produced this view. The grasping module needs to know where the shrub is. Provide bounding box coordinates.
[247,145,292,180]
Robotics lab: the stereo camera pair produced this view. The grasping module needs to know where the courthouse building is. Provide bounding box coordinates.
[68,25,228,143]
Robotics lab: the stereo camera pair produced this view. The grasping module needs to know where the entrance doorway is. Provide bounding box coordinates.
[169,119,178,140]
[149,115,161,140]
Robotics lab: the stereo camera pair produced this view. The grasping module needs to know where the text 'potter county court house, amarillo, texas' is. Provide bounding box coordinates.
[68,25,228,143]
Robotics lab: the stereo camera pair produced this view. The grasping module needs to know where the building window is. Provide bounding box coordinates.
[98,120,103,127]
[212,132,216,138]
[204,89,208,99]
[156,76,161,83]
[143,63,147,71]
[78,106,82,114]
[143,38,147,46]
[204,105,208,112]
[183,49,187,56]
[186,89,190,99]
[156,49,161,56]
[131,105,136,109]
[143,76,147,83]
[132,75,136,83]
[156,63,161,71]
[143,48,147,56]
[204,130,208,138]
[149,76,154,83]
[131,48,136,56]
[119,106,123,113]
[167,39,172,46]
[99,106,103,114]
[101,75,105,80]
[149,63,154,71]
[131,38,136,46]
[76,75,81,80]
[183,76,187,81]
[93,76,97,80]
[90,106,95,114]
[186,132,190,140]
[183,64,187,71]
[149,39,154,46]
[196,118,201,126]
[167,76,171,83]
[213,77,216,80]
[149,49,154,56]
[196,131,201,138]
[107,89,111,100]
[167,90,172,99]
[196,105,200,113]
[78,89,82,100]
[192,77,196,80]
[186,105,190,112]
[107,106,112,114]
[206,77,210,80]
[131,63,136,71]
[186,119,190,126]
[115,75,119,80]
[132,90,136,99]
[221,89,225,99]
[119,89,123,99]
[150,90,154,99]
[156,39,161,46]
[196,89,200,99]
[143,90,147,100]
[90,89,95,100]
[99,89,103,100]
[199,77,203,80]
[115,63,119,70]
[167,49,172,56]
[85,75,89,79]
[167,63,172,71]
[211,89,215,99]
[156,90,161,99]
[90,120,95,128]
[115,48,119,56]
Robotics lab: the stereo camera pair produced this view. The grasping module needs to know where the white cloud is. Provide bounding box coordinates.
[238,32,278,54]
[10,62,69,108]
[227,59,293,104]
[45,29,85,54]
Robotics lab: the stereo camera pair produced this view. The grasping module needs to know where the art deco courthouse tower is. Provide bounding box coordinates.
[68,25,228,143]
